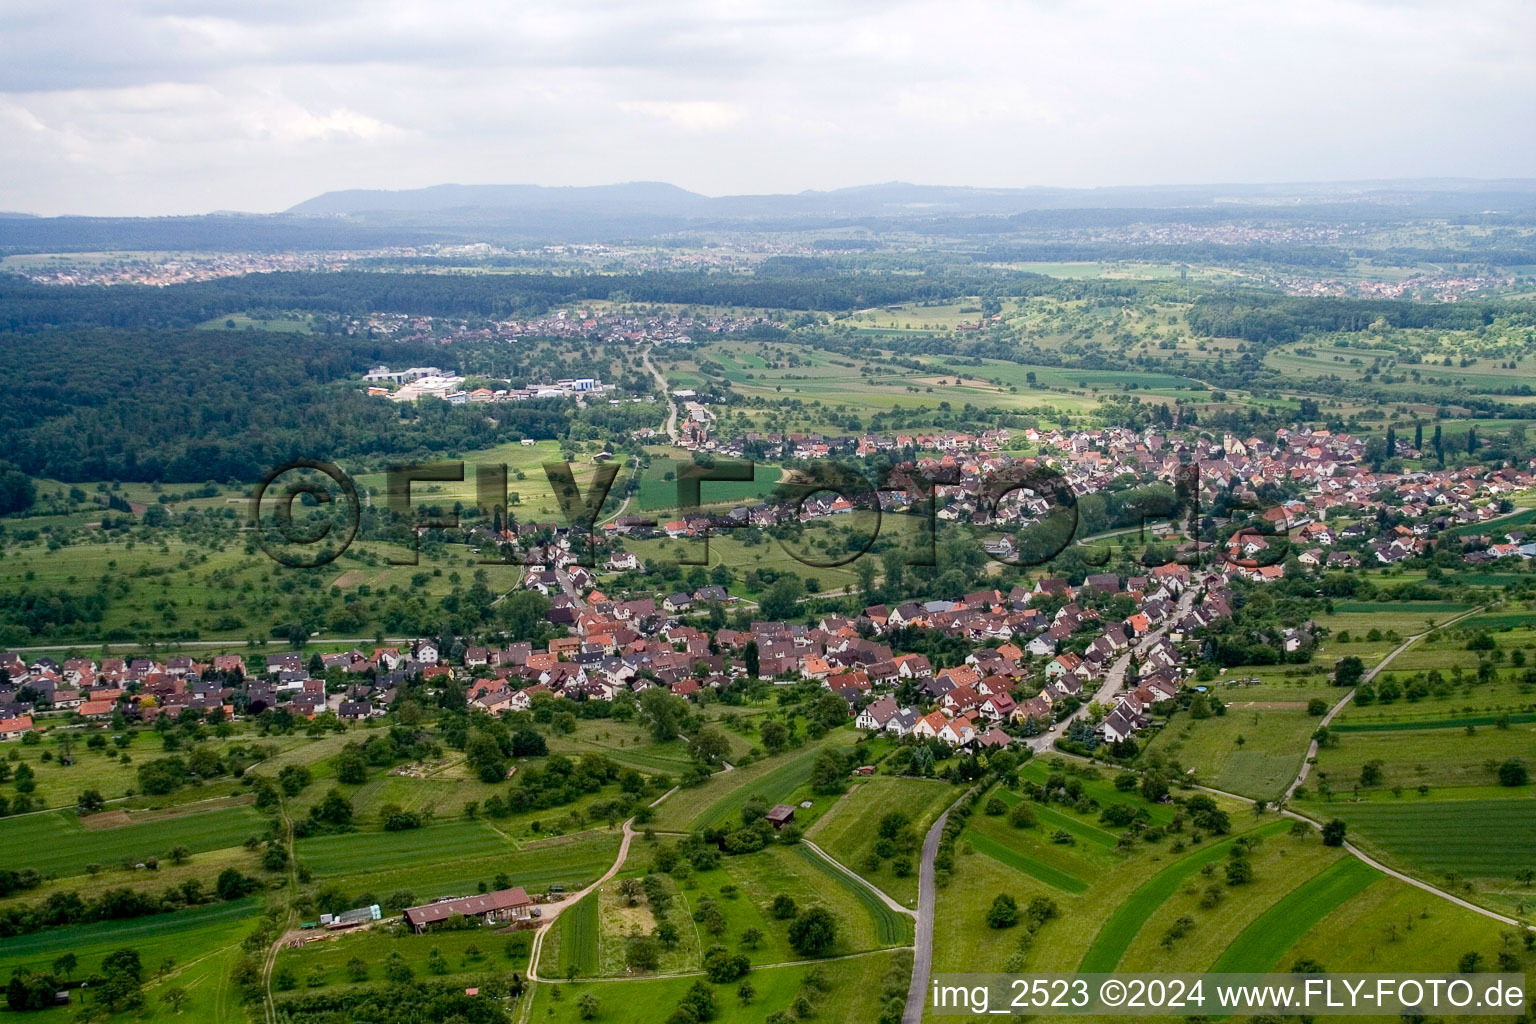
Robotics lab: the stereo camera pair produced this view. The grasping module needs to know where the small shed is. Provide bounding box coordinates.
[765,804,796,829]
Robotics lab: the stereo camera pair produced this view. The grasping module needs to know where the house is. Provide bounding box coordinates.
[765,804,796,829]
[402,888,533,933]
[1101,704,1146,744]
[0,715,32,741]
[855,695,899,732]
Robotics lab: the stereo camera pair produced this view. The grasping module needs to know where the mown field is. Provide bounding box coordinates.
[805,775,955,906]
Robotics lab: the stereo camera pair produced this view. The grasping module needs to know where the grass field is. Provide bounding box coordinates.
[275,922,532,989]
[1140,703,1318,800]
[805,776,955,906]
[555,891,600,978]
[1078,822,1291,972]
[635,458,783,513]
[648,731,857,832]
[1309,720,1536,792]
[296,826,620,901]
[0,804,269,878]
[962,829,1088,893]
[527,950,909,1024]
[788,845,913,947]
[1207,857,1381,972]
[1294,798,1536,882]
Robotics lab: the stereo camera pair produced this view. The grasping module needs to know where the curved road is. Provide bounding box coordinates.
[1284,604,1485,802]
[801,838,914,918]
[643,346,679,443]
[526,820,636,982]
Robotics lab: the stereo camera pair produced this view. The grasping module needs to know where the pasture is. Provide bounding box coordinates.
[1139,703,1317,800]
[805,776,955,906]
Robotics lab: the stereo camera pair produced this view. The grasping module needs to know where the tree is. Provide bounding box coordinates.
[702,945,750,982]
[1139,769,1169,804]
[51,953,77,981]
[578,992,601,1020]
[689,728,730,766]
[309,788,354,829]
[99,948,144,1011]
[1225,857,1253,885]
[346,957,368,982]
[809,750,846,795]
[737,979,756,1005]
[0,462,35,516]
[616,878,644,907]
[758,576,805,621]
[1334,657,1365,688]
[1008,801,1037,828]
[334,747,368,784]
[787,906,837,956]
[385,951,413,983]
[1322,819,1347,847]
[168,844,191,865]
[1306,698,1328,716]
[743,640,760,679]
[986,893,1019,928]
[465,730,508,783]
[76,789,106,814]
[1498,759,1529,787]
[758,719,789,753]
[640,689,688,742]
[162,987,189,1013]
[770,894,797,920]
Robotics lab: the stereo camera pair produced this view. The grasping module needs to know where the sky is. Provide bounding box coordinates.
[2,0,1534,216]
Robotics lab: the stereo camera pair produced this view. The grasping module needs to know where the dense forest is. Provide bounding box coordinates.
[0,270,1067,332]
[0,330,575,482]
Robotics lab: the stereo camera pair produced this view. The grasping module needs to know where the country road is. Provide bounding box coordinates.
[1283,603,1485,802]
[526,819,636,982]
[644,345,679,443]
[902,807,951,1024]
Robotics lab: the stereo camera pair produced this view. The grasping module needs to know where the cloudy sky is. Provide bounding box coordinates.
[2,0,1533,216]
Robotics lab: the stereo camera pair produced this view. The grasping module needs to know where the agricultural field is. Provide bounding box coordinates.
[1139,702,1318,800]
[528,950,911,1024]
[296,824,622,902]
[804,775,955,906]
[646,728,863,833]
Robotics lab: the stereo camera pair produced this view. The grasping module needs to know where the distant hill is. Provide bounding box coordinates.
[289,181,708,216]
[287,178,1536,220]
[5,178,1536,255]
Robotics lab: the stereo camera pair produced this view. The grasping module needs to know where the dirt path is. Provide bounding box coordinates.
[526,819,636,982]
[800,838,914,917]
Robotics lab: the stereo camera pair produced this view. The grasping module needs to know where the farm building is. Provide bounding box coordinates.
[765,804,796,829]
[321,904,382,930]
[402,887,533,933]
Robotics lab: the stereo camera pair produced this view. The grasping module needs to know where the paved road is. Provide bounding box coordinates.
[902,808,951,1024]
[1027,587,1196,754]
[643,346,679,443]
